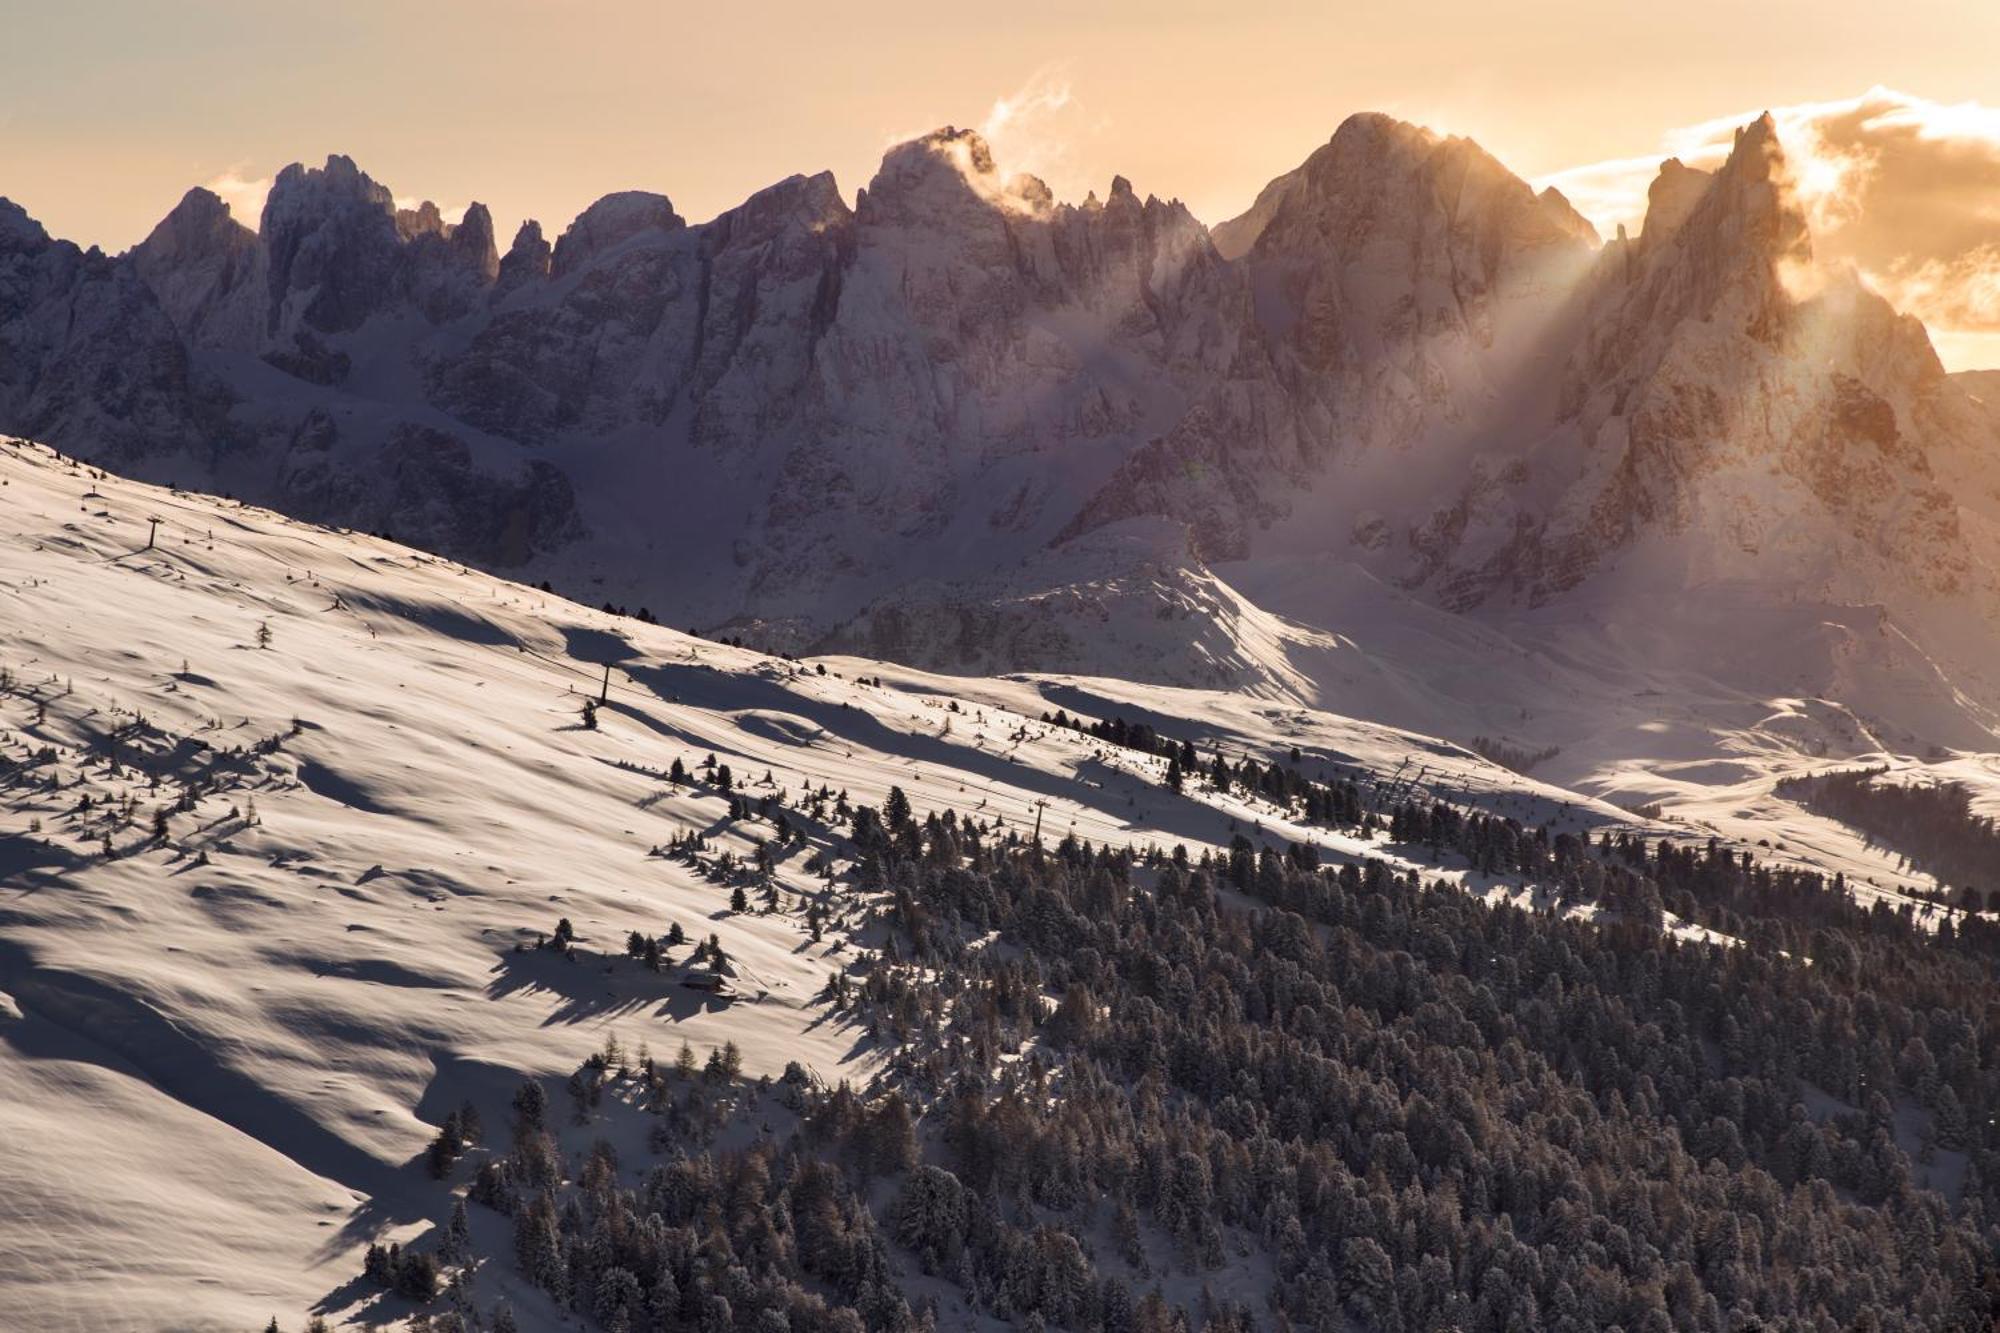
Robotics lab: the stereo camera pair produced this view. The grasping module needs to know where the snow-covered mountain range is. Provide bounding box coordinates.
[6,112,2000,790]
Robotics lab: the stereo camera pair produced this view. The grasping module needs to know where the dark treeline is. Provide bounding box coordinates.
[1469,736,1562,775]
[1044,707,1369,820]
[1066,707,2000,965]
[1049,708,2000,967]
[471,1066,919,1333]
[1776,767,2000,907]
[835,800,2000,1330]
[394,764,2000,1332]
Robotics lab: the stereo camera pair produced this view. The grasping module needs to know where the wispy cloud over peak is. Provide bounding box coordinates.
[1539,88,2000,368]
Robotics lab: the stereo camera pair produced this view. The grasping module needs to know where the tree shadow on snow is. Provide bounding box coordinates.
[485,946,738,1027]
[337,589,522,649]
[311,1272,400,1326]
[561,625,638,668]
[314,1054,532,1266]
[0,834,83,885]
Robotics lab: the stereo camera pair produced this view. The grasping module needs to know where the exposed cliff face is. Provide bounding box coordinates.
[259,155,406,341]
[1237,114,1598,365]
[2,115,1998,751]
[815,129,1292,576]
[1408,113,1980,611]
[1070,112,1606,560]
[130,187,263,347]
[0,199,216,459]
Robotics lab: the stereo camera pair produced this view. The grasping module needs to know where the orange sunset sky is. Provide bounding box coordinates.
[9,0,2000,367]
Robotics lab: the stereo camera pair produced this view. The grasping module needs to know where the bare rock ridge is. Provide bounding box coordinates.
[3,114,1999,750]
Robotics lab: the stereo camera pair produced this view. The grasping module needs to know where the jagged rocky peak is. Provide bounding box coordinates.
[1047,171,1220,306]
[1013,173,1056,212]
[1213,112,1432,255]
[250,155,506,330]
[1624,113,1814,340]
[549,190,684,277]
[0,196,51,251]
[403,200,500,322]
[1517,111,1974,609]
[1577,116,1820,393]
[450,202,499,279]
[708,170,851,243]
[1220,111,1599,284]
[261,153,396,232]
[128,186,265,344]
[134,186,257,265]
[1220,109,1599,391]
[857,126,1020,226]
[393,198,496,267]
[879,125,997,185]
[1078,172,1195,236]
[1691,113,1811,269]
[698,171,854,294]
[258,154,404,335]
[495,218,551,296]
[1324,108,1438,162]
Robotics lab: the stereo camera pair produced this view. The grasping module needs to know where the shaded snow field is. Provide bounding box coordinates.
[0,436,1982,1329]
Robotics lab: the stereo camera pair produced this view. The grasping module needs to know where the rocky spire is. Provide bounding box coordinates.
[495,219,552,298]
[400,201,499,322]
[1627,112,1812,342]
[451,203,499,281]
[261,154,396,235]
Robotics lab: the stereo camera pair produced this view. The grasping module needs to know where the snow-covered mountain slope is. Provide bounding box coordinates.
[1,434,1990,1329]
[0,436,1608,1330]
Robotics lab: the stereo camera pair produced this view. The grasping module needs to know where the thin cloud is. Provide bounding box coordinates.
[204,167,272,223]
[1874,244,2000,335]
[1533,153,1669,240]
[980,71,1072,143]
[875,66,1102,216]
[978,65,1098,205]
[1538,88,2000,369]
[394,196,470,227]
